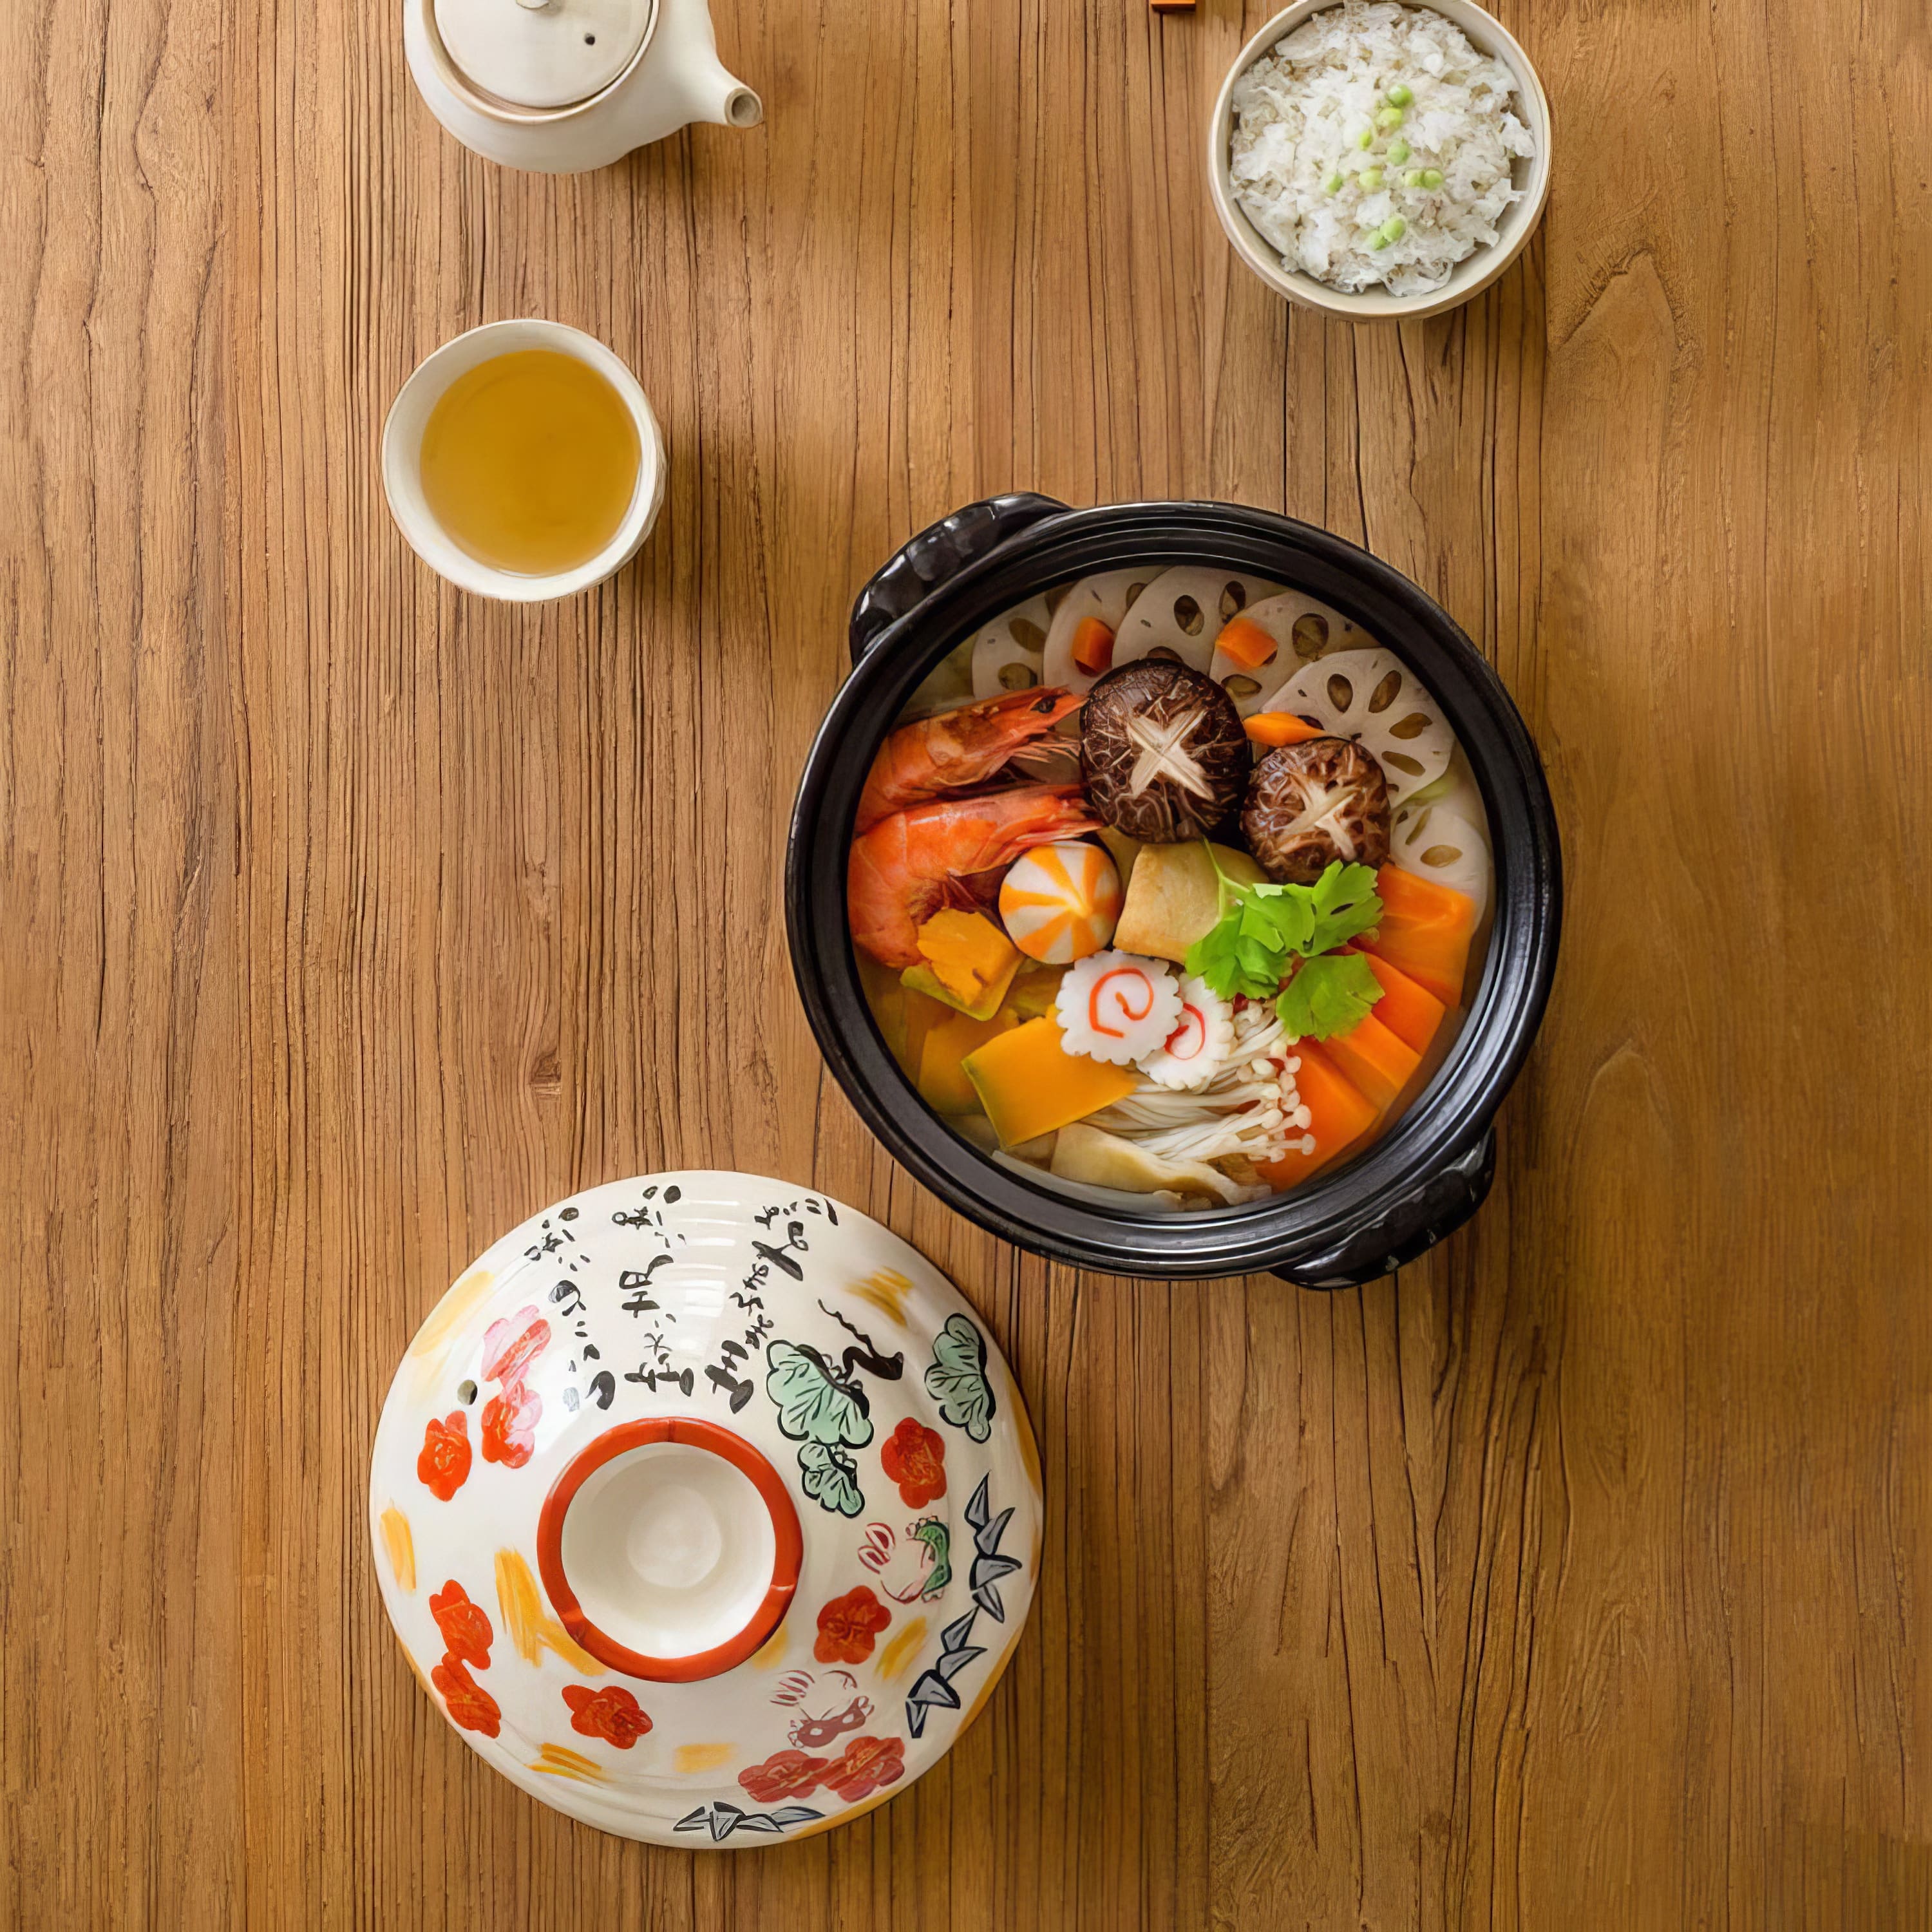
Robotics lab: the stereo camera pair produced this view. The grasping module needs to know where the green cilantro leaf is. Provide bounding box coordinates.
[1242,886,1316,956]
[1186,918,1266,1001]
[1184,848,1387,1003]
[1302,862,1385,953]
[1276,951,1385,1041]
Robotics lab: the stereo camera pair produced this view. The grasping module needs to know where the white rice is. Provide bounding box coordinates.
[1229,0,1535,299]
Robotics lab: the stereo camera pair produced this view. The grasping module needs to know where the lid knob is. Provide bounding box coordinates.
[536,1418,802,1682]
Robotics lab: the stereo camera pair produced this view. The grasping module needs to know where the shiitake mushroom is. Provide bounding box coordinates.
[1079,660,1249,843]
[1242,736,1392,884]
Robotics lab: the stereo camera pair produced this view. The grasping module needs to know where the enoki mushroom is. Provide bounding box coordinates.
[1089,1001,1316,1167]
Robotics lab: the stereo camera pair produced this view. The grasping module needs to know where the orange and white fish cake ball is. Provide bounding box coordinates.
[998,840,1122,964]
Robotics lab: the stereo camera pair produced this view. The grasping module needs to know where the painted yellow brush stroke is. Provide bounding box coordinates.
[495,1549,603,1674]
[406,1267,498,1391]
[750,1625,788,1670]
[875,1615,927,1684]
[848,1268,914,1328]
[674,1743,735,1774]
[408,1267,496,1360]
[531,1744,607,1785]
[378,1504,416,1593]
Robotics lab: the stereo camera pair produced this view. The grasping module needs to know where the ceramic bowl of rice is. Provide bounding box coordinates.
[1209,0,1551,321]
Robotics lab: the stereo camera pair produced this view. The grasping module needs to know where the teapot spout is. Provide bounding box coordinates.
[648,0,762,135]
[714,72,764,129]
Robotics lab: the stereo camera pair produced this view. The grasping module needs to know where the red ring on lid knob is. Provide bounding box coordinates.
[536,1417,803,1682]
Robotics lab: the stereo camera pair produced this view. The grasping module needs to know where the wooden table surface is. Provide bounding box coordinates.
[6,0,1930,1922]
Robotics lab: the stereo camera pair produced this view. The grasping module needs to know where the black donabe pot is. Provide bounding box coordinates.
[786,496,1562,1288]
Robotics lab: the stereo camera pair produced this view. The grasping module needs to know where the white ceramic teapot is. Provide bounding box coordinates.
[406,0,762,175]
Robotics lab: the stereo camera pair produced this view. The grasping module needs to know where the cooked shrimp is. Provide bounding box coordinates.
[856,688,1084,832]
[848,786,1102,967]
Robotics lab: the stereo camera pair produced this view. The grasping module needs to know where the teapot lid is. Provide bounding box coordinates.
[432,0,655,111]
[368,1173,1043,1847]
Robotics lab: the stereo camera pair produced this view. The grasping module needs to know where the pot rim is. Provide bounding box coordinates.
[787,499,1562,1280]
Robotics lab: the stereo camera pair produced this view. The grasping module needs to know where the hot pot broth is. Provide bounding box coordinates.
[847,564,1495,1214]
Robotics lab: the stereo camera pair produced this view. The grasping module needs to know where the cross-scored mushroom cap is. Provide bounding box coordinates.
[1242,736,1392,884]
[1079,661,1249,844]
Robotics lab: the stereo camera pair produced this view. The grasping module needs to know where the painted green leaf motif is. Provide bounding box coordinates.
[797,1441,864,1518]
[912,1518,952,1596]
[766,1341,874,1449]
[923,1314,996,1444]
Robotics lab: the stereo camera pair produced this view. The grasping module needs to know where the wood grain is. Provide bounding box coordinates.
[4,0,1929,1922]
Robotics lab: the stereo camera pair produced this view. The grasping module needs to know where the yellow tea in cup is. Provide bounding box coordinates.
[419,349,641,577]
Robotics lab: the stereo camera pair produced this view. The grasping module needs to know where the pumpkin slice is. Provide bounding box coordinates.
[916,1005,1020,1114]
[903,909,1023,1019]
[961,1016,1140,1147]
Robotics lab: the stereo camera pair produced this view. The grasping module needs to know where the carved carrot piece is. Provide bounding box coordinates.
[1321,1010,1421,1115]
[1070,617,1115,677]
[1363,863,1478,1007]
[1215,616,1279,671]
[1348,949,1446,1057]
[1244,710,1328,748]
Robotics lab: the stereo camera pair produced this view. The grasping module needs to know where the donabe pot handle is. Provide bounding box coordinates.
[849,493,1072,664]
[1269,1128,1497,1290]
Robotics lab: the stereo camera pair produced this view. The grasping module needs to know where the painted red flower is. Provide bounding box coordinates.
[880,1416,947,1508]
[739,1748,828,1805]
[821,1734,905,1803]
[562,1683,653,1749]
[431,1656,502,1738]
[480,1309,550,1387]
[428,1580,493,1669]
[813,1584,891,1664]
[417,1412,472,1501]
[480,1380,542,1469]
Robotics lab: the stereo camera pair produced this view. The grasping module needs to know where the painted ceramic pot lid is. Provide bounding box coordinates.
[369,1173,1042,1847]
[433,0,654,109]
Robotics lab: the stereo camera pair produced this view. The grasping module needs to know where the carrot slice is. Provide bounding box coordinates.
[1244,711,1328,749]
[1256,1039,1379,1189]
[1214,615,1280,672]
[1321,1011,1422,1115]
[1363,864,1477,1008]
[1349,948,1445,1057]
[1070,617,1115,676]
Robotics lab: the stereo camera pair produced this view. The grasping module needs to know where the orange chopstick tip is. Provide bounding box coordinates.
[1150,0,1196,11]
